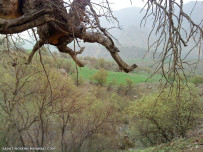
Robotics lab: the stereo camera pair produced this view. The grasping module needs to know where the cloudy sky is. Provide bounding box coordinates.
[107,0,203,10]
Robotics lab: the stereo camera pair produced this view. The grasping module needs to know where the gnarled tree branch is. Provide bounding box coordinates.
[0,9,53,34]
[0,0,138,73]
[75,30,137,72]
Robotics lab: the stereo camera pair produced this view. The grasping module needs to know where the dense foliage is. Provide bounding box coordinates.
[0,55,130,152]
[127,85,202,147]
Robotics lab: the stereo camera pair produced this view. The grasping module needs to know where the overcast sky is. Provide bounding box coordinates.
[107,0,203,10]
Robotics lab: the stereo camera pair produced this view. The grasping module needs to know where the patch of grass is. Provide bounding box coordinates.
[77,66,161,84]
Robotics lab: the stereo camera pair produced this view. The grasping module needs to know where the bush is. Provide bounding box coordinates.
[71,73,85,86]
[126,78,133,88]
[190,75,203,84]
[117,83,127,96]
[127,84,202,146]
[97,58,106,69]
[60,60,75,74]
[92,68,108,86]
[83,57,119,72]
[117,81,135,97]
[107,78,117,91]
[43,56,75,74]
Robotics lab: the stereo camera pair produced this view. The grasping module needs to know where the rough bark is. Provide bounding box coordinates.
[0,0,137,73]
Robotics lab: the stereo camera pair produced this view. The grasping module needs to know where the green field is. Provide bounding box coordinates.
[77,66,161,84]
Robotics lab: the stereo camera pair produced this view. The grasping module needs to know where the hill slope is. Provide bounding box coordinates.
[82,1,203,59]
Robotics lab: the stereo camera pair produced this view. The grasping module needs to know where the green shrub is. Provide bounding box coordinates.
[126,78,133,88]
[71,73,85,86]
[84,57,119,72]
[190,75,203,84]
[127,84,202,146]
[117,83,127,96]
[107,79,117,91]
[92,68,108,86]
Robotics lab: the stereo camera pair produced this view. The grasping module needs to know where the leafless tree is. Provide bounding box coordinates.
[142,0,203,87]
[0,61,39,147]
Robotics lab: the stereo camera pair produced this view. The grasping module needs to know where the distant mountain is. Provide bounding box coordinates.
[81,6,154,59]
[182,1,203,24]
[81,1,203,60]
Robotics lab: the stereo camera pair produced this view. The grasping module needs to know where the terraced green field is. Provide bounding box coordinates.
[77,66,161,84]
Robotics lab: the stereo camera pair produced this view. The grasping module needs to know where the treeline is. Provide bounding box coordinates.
[44,49,157,74]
